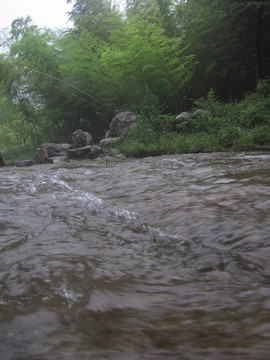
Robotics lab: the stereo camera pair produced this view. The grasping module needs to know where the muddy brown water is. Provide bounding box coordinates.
[0,152,270,360]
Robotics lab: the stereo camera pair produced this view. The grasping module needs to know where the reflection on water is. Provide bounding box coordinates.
[0,152,270,359]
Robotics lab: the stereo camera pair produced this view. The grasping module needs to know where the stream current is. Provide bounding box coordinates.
[0,152,270,360]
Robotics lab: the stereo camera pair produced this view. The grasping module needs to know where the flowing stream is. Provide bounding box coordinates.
[0,152,270,360]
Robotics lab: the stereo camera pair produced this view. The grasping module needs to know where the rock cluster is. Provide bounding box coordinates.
[34,112,137,164]
[2,112,137,166]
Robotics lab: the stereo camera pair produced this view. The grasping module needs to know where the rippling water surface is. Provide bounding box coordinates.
[0,152,270,360]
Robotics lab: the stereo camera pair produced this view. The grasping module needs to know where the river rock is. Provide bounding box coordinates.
[106,112,137,138]
[99,137,121,148]
[72,130,92,148]
[36,143,70,164]
[16,159,34,167]
[67,145,104,160]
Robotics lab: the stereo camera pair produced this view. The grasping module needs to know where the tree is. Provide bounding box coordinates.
[224,0,270,83]
[100,18,195,112]
[126,0,156,16]
[64,0,195,117]
[0,18,67,144]
[57,29,115,139]
[67,0,123,41]
[176,0,270,100]
[0,96,36,147]
[155,0,180,36]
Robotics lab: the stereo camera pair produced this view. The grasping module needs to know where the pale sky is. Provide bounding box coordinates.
[0,0,73,30]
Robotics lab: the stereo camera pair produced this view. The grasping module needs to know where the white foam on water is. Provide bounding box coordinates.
[28,173,139,222]
[161,157,195,168]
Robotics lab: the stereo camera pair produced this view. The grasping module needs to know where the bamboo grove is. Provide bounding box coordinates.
[0,0,269,148]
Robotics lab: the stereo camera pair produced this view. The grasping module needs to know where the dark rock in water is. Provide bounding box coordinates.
[36,143,70,164]
[0,152,5,167]
[16,159,34,167]
[72,130,92,149]
[67,145,104,160]
[106,112,137,138]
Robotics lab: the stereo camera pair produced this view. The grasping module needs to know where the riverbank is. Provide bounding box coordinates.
[116,130,270,158]
[1,89,270,163]
[2,133,270,165]
[116,90,270,157]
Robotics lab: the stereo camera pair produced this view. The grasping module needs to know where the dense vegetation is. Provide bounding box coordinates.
[0,0,270,161]
[117,86,270,157]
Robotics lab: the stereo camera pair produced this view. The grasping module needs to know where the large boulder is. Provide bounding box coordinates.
[106,111,137,138]
[72,130,92,148]
[36,143,70,164]
[67,145,104,160]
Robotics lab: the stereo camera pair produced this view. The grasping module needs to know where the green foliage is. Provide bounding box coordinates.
[236,94,270,129]
[193,89,223,117]
[130,86,167,119]
[0,18,67,145]
[123,118,160,146]
[118,131,221,158]
[257,80,270,97]
[192,89,270,130]
[217,126,242,148]
[178,0,270,100]
[248,125,270,146]
[101,18,195,112]
[0,97,36,147]
[1,144,36,163]
[117,90,270,157]
[0,0,269,156]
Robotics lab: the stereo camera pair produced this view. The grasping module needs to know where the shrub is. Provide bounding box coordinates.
[217,126,242,148]
[257,80,270,97]
[193,89,226,118]
[237,94,270,128]
[193,89,270,130]
[248,125,270,146]
[117,89,270,157]
[124,118,160,145]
